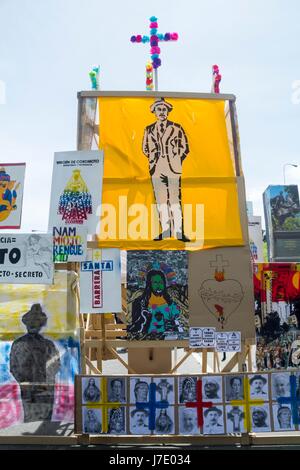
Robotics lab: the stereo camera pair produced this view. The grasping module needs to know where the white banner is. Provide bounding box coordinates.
[0,163,25,229]
[80,248,121,313]
[248,215,264,262]
[0,233,54,284]
[48,151,103,235]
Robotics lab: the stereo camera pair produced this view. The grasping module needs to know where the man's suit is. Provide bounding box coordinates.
[142,120,189,237]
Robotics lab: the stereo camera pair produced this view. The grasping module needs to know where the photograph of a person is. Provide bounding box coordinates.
[82,377,101,404]
[129,407,150,435]
[226,405,245,433]
[271,373,291,399]
[203,406,225,435]
[154,408,175,435]
[107,377,126,403]
[249,374,269,399]
[202,376,223,403]
[154,377,175,404]
[127,251,188,341]
[225,375,244,401]
[130,377,151,404]
[178,376,198,403]
[272,404,294,431]
[179,407,200,435]
[107,407,126,435]
[250,405,271,432]
[82,407,102,434]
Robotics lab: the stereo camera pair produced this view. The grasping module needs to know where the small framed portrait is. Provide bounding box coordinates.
[107,407,126,435]
[225,375,244,402]
[272,404,295,431]
[271,372,291,400]
[203,406,225,435]
[154,407,175,435]
[153,377,175,405]
[248,374,269,399]
[82,377,101,404]
[225,405,246,433]
[129,407,151,435]
[250,404,271,432]
[107,377,126,403]
[82,407,102,434]
[178,376,197,403]
[130,377,151,404]
[179,406,200,435]
[202,376,223,403]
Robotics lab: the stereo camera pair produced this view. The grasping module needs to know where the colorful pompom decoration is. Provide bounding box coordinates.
[89,65,100,90]
[146,61,154,91]
[212,64,222,93]
[130,35,136,42]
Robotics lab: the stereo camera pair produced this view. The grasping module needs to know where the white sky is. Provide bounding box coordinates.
[0,0,300,231]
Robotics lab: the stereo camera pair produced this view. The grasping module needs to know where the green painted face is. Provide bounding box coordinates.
[151,274,164,294]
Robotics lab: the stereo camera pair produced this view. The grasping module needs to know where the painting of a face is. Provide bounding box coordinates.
[151,274,164,295]
[154,105,168,121]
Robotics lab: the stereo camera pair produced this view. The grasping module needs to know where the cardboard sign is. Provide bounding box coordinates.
[52,225,87,262]
[0,233,53,284]
[48,151,103,235]
[79,248,121,313]
[0,163,25,229]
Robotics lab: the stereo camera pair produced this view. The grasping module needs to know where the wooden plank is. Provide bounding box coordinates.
[87,434,243,445]
[84,357,102,375]
[170,350,193,373]
[105,346,136,374]
[221,352,239,372]
[78,90,236,101]
[202,350,208,373]
[0,436,77,445]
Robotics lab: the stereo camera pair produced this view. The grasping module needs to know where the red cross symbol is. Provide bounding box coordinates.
[185,379,213,427]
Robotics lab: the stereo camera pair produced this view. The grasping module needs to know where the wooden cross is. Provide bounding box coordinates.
[230,377,265,432]
[185,379,213,428]
[130,16,178,91]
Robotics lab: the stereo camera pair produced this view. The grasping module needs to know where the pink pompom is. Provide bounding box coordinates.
[150,46,160,54]
[171,32,178,40]
[212,64,219,72]
[136,35,142,43]
[150,21,158,28]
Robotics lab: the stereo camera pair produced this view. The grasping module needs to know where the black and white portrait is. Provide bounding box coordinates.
[154,377,174,404]
[225,375,244,401]
[202,376,223,403]
[129,407,150,435]
[273,404,294,431]
[203,406,225,435]
[178,376,197,403]
[249,374,269,399]
[82,377,101,404]
[250,405,271,432]
[130,377,151,403]
[271,373,290,399]
[226,405,245,433]
[82,407,102,434]
[179,407,200,435]
[107,377,126,403]
[107,407,126,434]
[154,407,175,435]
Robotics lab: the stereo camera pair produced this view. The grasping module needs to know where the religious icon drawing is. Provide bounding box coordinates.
[127,250,188,340]
[142,98,190,242]
[198,254,244,329]
[226,405,246,433]
[57,169,92,225]
[0,164,25,229]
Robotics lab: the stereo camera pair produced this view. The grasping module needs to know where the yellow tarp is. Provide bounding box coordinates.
[98,96,244,250]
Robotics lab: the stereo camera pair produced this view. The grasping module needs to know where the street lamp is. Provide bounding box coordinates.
[283,163,298,185]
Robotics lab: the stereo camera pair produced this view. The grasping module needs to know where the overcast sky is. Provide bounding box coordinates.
[0,0,299,231]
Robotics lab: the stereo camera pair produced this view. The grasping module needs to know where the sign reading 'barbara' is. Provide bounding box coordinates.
[0,233,54,284]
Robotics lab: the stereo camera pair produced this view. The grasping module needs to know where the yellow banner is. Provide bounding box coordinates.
[98,96,244,250]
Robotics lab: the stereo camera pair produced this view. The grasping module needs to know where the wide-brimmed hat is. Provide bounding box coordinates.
[249,375,267,385]
[204,406,222,417]
[130,408,149,418]
[252,407,267,417]
[150,98,173,113]
[22,304,47,327]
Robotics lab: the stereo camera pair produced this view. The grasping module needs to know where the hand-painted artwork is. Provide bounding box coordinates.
[189,247,255,339]
[0,163,25,229]
[127,250,188,340]
[52,226,87,263]
[254,263,300,370]
[264,185,300,232]
[80,248,121,314]
[0,233,53,284]
[48,151,103,235]
[98,95,244,250]
[76,372,300,435]
[0,306,79,429]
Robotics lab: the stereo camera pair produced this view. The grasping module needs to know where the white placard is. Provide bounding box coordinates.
[48,151,103,235]
[0,233,53,284]
[215,332,229,352]
[52,225,87,262]
[189,327,203,348]
[216,331,241,352]
[0,163,25,229]
[248,215,264,262]
[189,327,216,348]
[80,248,121,313]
